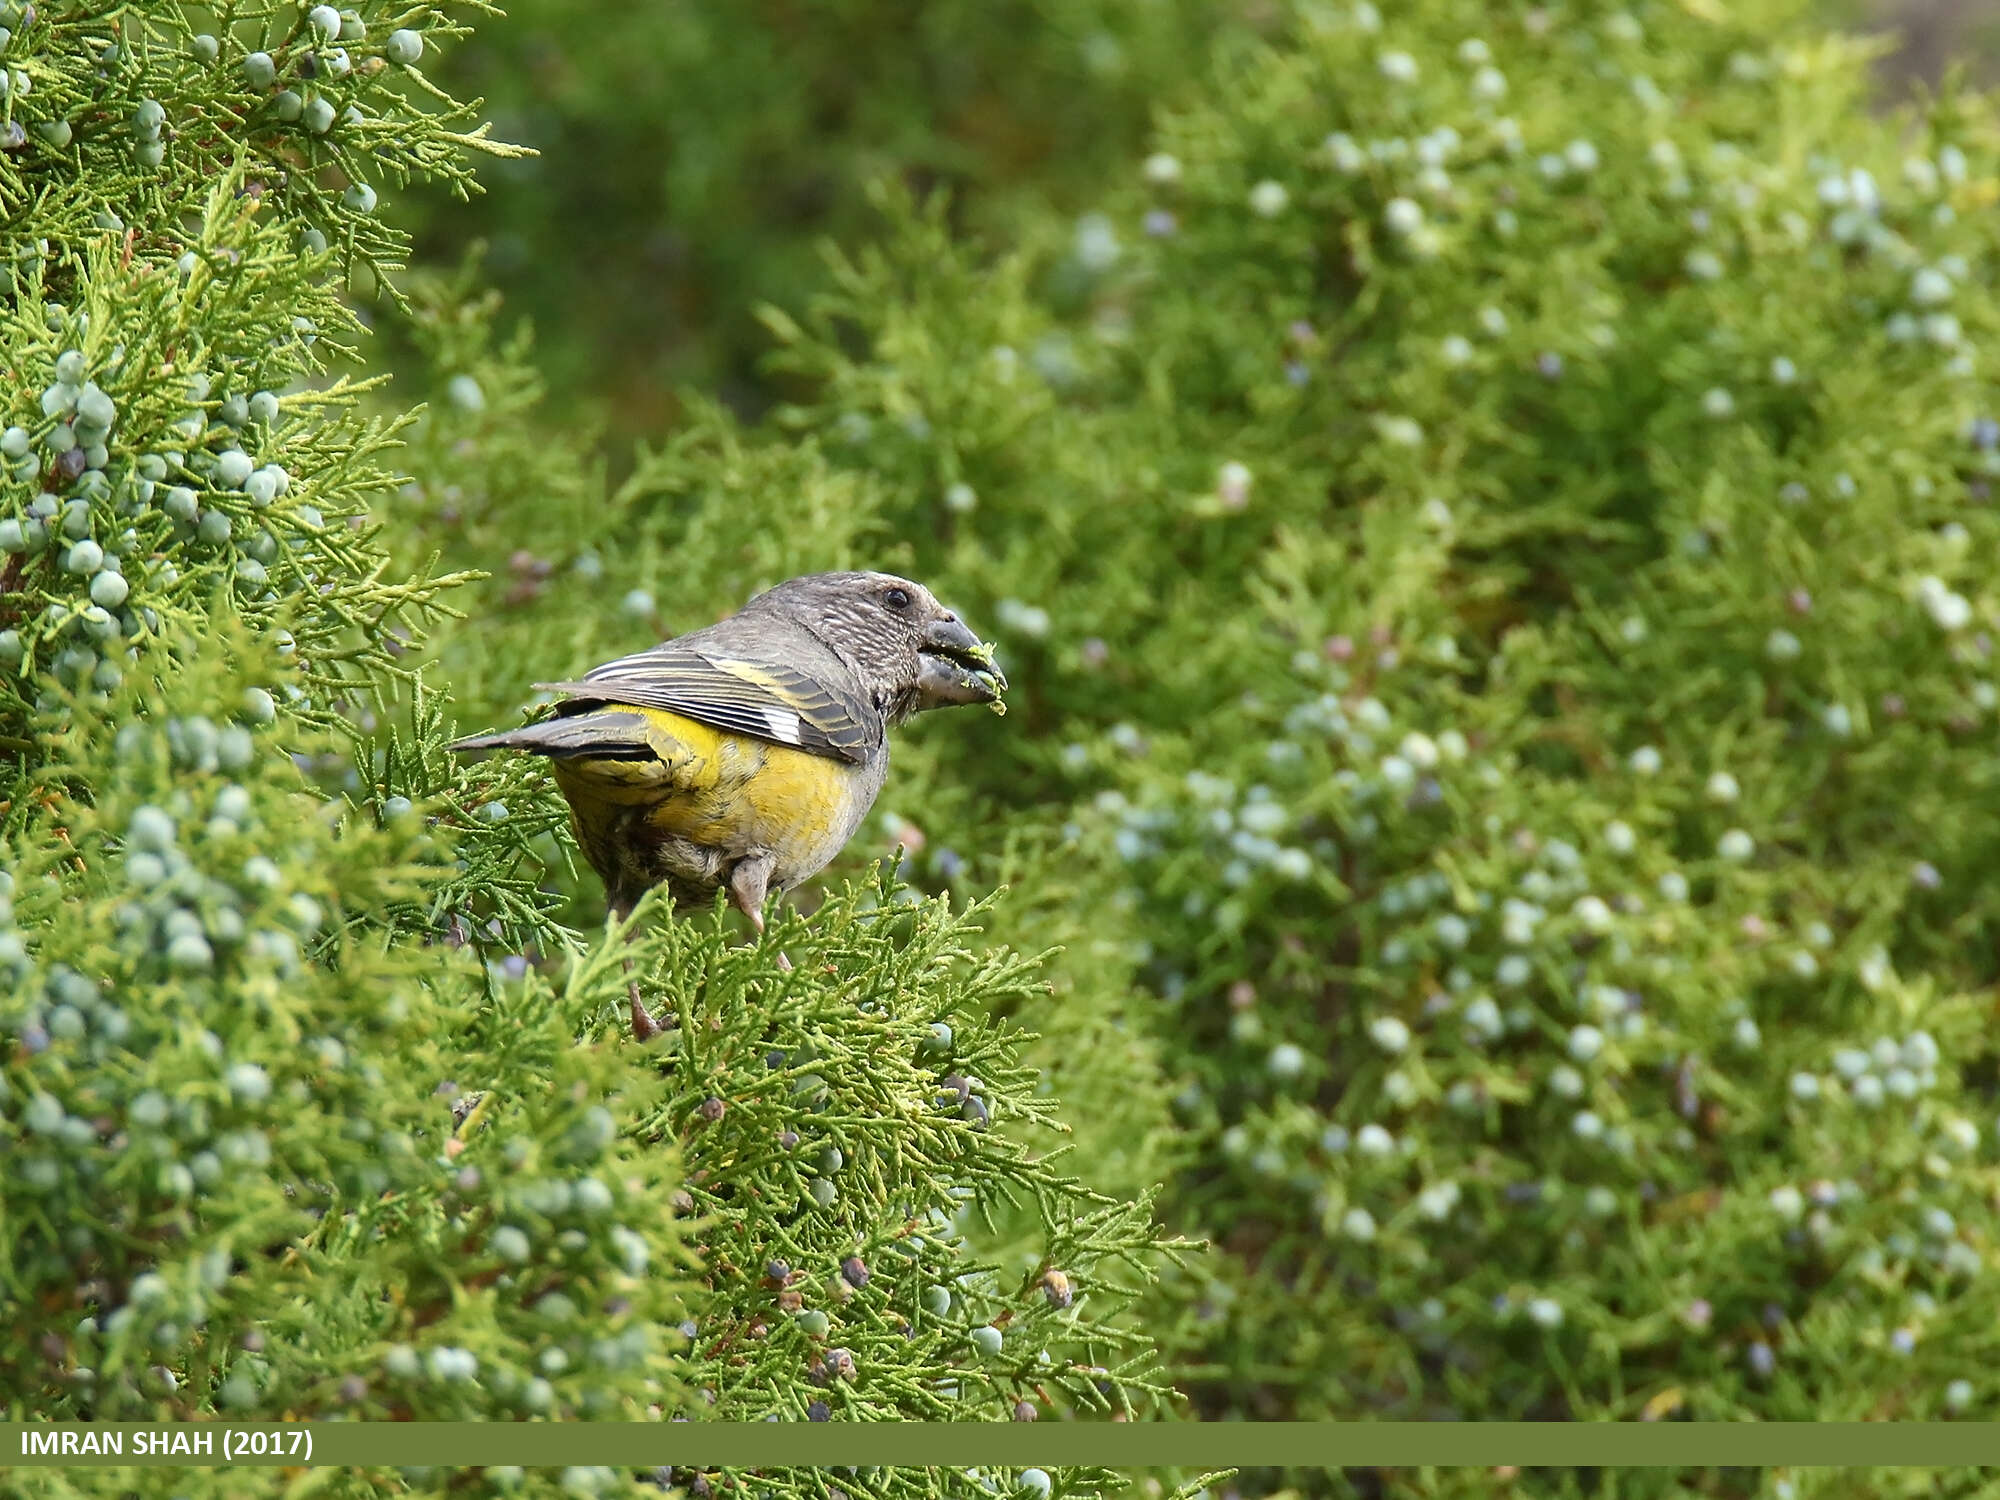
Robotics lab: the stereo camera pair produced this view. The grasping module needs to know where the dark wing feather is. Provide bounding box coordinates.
[450,710,654,758]
[536,645,879,764]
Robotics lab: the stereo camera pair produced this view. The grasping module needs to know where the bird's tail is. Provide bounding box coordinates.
[448,710,652,759]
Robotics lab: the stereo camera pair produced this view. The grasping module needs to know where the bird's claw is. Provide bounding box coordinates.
[629,980,664,1041]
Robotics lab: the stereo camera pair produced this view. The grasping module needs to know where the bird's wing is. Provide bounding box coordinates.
[536,644,880,765]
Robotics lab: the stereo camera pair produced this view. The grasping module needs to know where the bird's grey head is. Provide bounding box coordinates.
[744,571,1007,720]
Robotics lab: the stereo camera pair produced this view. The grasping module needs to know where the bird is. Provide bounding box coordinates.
[449,570,1007,1038]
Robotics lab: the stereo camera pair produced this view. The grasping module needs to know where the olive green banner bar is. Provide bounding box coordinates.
[1,1423,1993,1468]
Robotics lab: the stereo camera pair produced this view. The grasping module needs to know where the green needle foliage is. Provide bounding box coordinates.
[1,5,1185,1499]
[632,877,1174,1422]
[3,632,690,1426]
[389,0,2000,1478]
[397,0,1236,438]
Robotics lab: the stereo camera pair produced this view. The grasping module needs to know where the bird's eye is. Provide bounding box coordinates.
[883,587,912,611]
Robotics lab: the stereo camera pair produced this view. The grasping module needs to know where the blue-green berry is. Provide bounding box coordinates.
[491,1226,531,1263]
[273,90,303,122]
[969,1326,1004,1357]
[166,932,213,972]
[248,391,280,425]
[307,6,341,41]
[37,119,71,149]
[64,539,103,574]
[197,510,232,546]
[0,426,27,458]
[164,486,198,521]
[243,469,279,509]
[127,804,176,852]
[0,520,23,553]
[243,52,276,87]
[89,571,128,608]
[53,645,95,682]
[343,181,376,213]
[214,449,253,488]
[383,1345,420,1379]
[386,29,423,64]
[75,384,114,429]
[303,96,335,134]
[189,34,219,62]
[216,725,254,770]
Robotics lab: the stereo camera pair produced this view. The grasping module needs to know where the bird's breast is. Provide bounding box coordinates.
[554,706,882,890]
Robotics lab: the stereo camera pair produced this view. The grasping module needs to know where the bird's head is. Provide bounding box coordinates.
[747,571,1008,721]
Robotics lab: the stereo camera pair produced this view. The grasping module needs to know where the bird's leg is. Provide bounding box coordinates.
[728,854,792,972]
[627,969,663,1039]
[609,895,663,1041]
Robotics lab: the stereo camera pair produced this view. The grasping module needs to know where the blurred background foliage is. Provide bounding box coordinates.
[392,0,1244,442]
[10,0,2000,1494]
[368,0,2000,1469]
[391,0,1987,443]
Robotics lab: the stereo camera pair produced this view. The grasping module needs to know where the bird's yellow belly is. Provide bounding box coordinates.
[550,706,870,892]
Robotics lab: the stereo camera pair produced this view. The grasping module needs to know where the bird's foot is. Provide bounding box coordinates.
[774,950,794,972]
[629,980,664,1041]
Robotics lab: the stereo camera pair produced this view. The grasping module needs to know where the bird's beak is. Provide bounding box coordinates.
[917,616,1008,708]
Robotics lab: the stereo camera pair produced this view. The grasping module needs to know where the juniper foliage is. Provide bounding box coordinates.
[1,5,1184,1498]
[410,0,2000,1475]
[399,0,1234,438]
